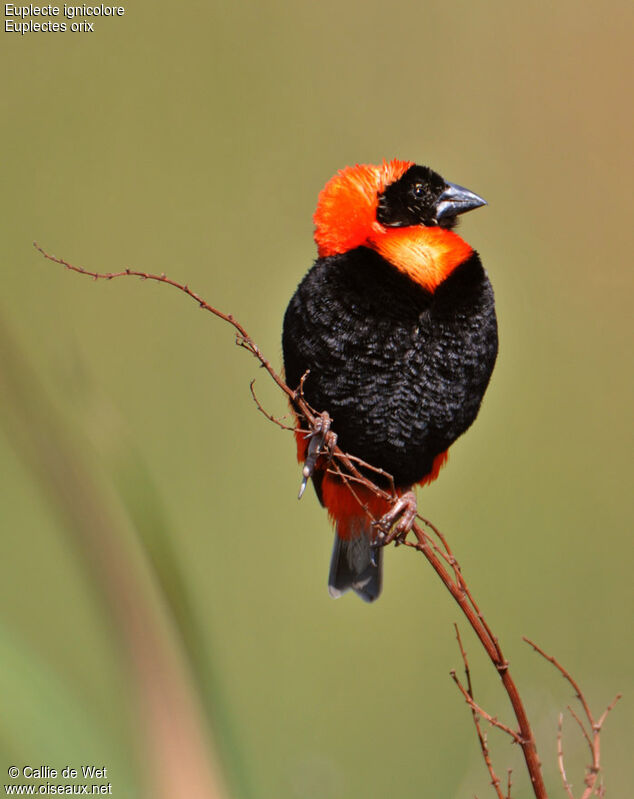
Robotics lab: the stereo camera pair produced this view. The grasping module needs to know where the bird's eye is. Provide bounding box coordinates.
[412,183,425,199]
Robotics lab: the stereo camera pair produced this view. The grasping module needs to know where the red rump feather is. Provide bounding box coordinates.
[294,429,448,540]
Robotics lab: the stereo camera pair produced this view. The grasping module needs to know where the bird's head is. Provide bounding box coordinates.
[314,160,486,292]
[376,164,486,230]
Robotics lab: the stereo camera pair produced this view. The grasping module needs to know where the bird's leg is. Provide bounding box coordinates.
[375,491,418,546]
[298,411,337,499]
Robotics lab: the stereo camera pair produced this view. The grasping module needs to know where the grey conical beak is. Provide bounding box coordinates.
[436,181,487,221]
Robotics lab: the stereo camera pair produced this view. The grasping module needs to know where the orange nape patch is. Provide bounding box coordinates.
[370,227,473,294]
[313,159,413,257]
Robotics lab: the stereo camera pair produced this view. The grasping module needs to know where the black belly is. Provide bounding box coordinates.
[282,246,498,487]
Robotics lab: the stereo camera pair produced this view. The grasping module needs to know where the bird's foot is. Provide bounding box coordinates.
[298,411,337,499]
[374,491,418,546]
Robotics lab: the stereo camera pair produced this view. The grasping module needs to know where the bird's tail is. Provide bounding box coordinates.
[328,518,382,603]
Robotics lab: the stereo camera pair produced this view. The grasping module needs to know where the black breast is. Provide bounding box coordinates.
[282,246,498,487]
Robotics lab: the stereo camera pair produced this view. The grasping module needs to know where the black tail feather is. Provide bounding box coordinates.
[328,523,382,602]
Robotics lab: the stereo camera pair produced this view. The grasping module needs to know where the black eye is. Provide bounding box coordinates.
[412,183,425,199]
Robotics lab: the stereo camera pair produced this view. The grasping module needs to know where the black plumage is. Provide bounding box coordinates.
[284,160,497,601]
[282,246,498,488]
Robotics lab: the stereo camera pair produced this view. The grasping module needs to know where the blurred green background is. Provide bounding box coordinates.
[1,1,632,797]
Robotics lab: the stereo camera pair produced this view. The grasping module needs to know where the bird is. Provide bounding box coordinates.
[282,160,498,602]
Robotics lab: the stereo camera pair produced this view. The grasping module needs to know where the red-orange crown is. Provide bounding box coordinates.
[313,159,414,257]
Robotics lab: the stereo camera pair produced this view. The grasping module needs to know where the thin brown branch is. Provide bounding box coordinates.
[328,461,376,524]
[324,466,382,492]
[557,714,575,799]
[407,518,545,794]
[340,452,398,497]
[33,242,300,409]
[595,694,622,729]
[524,638,621,799]
[451,669,525,745]
[455,625,474,698]
[455,625,506,799]
[412,516,461,576]
[566,704,594,757]
[523,638,593,728]
[400,523,463,567]
[249,380,296,431]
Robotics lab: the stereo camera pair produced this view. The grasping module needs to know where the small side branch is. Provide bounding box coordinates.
[557,713,575,799]
[33,242,298,407]
[451,669,525,746]
[524,637,621,798]
[249,380,296,431]
[454,626,507,799]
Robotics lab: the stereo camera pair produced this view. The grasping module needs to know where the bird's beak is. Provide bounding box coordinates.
[436,181,487,221]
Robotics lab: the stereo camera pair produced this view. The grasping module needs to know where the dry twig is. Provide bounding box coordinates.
[557,713,575,799]
[454,625,506,799]
[524,638,621,799]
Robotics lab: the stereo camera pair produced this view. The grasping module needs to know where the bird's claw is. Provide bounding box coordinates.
[373,491,418,546]
[298,411,337,499]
